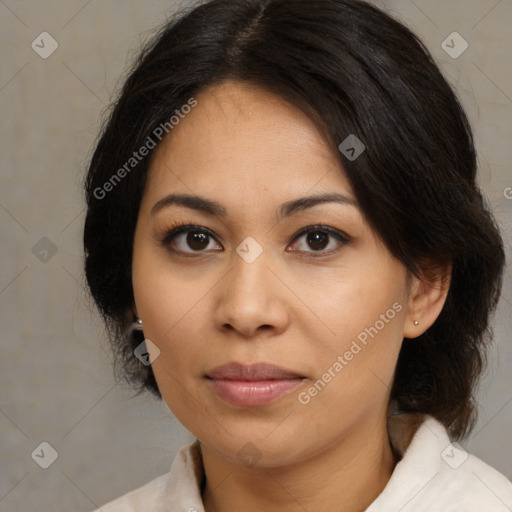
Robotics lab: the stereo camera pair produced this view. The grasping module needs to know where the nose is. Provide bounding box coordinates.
[213,245,290,339]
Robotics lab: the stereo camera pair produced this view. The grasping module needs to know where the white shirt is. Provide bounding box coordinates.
[91,413,512,511]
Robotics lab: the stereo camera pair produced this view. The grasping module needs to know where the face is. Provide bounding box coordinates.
[132,80,414,468]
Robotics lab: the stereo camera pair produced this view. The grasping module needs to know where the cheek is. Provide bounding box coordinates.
[132,255,219,386]
[136,270,209,415]
[133,240,195,331]
[135,275,203,358]
[296,264,407,398]
[295,258,406,347]
[297,307,405,430]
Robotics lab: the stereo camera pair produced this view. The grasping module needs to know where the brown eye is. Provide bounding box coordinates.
[306,231,330,251]
[161,225,222,256]
[186,231,210,251]
[287,225,350,257]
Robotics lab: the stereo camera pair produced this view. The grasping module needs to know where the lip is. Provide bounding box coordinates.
[207,362,305,381]
[206,362,307,407]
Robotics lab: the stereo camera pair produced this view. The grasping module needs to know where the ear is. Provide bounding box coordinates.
[403,262,451,339]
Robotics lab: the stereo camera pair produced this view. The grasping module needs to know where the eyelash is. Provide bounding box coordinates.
[159,221,351,259]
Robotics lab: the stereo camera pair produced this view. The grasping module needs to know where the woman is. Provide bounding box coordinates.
[83,0,512,510]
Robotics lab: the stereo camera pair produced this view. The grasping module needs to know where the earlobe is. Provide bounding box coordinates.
[403,264,451,339]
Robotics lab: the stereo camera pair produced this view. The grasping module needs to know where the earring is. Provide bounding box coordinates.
[133,318,143,331]
[414,320,419,326]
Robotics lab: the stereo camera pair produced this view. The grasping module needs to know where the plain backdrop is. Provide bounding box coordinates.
[1,0,511,510]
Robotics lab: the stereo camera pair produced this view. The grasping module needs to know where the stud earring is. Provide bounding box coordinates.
[133,318,143,331]
[414,320,419,326]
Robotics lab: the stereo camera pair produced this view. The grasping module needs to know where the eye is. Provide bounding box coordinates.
[161,224,222,257]
[160,222,350,258]
[287,225,350,257]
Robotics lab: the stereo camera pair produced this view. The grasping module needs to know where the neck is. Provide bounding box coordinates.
[201,414,397,512]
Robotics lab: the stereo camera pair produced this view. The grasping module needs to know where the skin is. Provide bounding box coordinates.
[132,80,450,512]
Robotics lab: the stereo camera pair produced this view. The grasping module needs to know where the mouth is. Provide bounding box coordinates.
[205,362,307,407]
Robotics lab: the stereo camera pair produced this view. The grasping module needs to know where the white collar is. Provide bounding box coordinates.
[97,412,512,511]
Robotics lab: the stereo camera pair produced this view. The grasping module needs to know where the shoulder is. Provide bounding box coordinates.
[367,414,512,511]
[88,441,205,512]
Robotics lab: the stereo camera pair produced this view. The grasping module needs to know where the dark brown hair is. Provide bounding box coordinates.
[83,0,505,439]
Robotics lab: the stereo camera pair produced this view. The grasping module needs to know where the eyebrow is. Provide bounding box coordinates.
[150,192,358,221]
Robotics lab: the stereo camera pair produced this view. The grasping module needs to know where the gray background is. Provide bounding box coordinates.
[1,0,511,510]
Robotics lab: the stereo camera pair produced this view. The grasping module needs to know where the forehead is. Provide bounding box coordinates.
[144,80,354,208]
